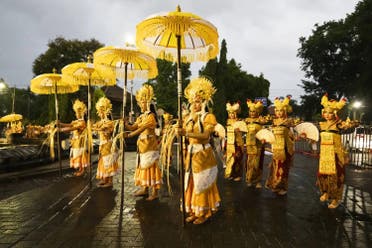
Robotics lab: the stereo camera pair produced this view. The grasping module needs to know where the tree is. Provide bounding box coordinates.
[298,0,372,122]
[147,59,191,116]
[32,37,105,123]
[200,39,270,124]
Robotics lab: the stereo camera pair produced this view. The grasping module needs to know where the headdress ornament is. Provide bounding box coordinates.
[274,96,292,113]
[226,102,240,113]
[73,99,87,114]
[184,77,216,103]
[95,97,112,114]
[163,112,173,121]
[321,93,346,113]
[135,84,154,103]
[246,99,263,114]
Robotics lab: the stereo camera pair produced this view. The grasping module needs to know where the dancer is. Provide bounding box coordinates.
[124,84,162,201]
[92,97,119,187]
[59,99,88,176]
[245,99,268,188]
[315,94,358,208]
[224,102,244,181]
[176,77,221,225]
[265,96,294,195]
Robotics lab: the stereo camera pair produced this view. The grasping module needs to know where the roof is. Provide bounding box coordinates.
[101,85,132,102]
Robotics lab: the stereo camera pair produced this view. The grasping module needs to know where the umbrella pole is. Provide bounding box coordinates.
[54,84,62,177]
[176,35,186,227]
[87,79,92,188]
[120,62,128,209]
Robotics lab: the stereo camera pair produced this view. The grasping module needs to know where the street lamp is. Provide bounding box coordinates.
[0,79,14,113]
[0,80,6,92]
[352,101,362,120]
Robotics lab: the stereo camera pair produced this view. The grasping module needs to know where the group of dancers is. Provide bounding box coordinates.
[58,76,358,225]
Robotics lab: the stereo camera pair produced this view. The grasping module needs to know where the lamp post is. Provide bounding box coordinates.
[352,101,362,120]
[0,79,13,114]
[0,79,6,92]
[21,93,31,120]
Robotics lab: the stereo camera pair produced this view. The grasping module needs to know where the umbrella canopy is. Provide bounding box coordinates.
[61,61,116,86]
[93,45,158,80]
[30,73,79,94]
[0,113,22,122]
[136,5,219,63]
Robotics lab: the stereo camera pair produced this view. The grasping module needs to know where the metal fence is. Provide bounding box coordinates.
[295,125,372,168]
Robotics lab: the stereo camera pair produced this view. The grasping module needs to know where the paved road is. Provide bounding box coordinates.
[0,152,371,247]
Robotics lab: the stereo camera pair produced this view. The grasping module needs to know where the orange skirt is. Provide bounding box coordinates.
[70,152,89,169]
[185,176,221,218]
[96,156,119,179]
[134,162,162,189]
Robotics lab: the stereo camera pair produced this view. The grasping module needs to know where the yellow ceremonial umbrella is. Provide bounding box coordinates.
[61,57,116,186]
[136,5,219,224]
[30,70,79,176]
[0,113,23,123]
[61,57,116,120]
[93,44,158,112]
[93,44,158,206]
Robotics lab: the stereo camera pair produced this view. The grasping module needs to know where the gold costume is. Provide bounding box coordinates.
[127,84,162,198]
[184,112,221,217]
[130,111,162,188]
[69,119,88,169]
[265,97,294,194]
[317,94,357,208]
[245,99,267,187]
[94,119,119,179]
[224,102,244,180]
[182,77,221,224]
[93,97,119,185]
[66,100,89,171]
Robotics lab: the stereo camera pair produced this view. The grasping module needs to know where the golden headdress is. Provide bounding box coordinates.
[163,112,173,121]
[274,96,292,113]
[184,77,216,103]
[321,94,346,115]
[95,96,112,115]
[136,84,154,103]
[73,99,87,114]
[226,102,240,113]
[246,99,263,114]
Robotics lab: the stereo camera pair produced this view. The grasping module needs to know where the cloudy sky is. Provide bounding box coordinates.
[0,0,360,101]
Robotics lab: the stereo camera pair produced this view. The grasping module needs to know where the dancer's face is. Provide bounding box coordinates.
[98,110,106,119]
[139,100,148,112]
[228,112,237,119]
[75,111,83,120]
[191,99,202,113]
[249,109,258,118]
[323,109,335,121]
[275,108,286,118]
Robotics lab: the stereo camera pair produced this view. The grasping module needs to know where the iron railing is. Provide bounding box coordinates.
[295,125,372,168]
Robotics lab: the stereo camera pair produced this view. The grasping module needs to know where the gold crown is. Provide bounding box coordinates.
[73,99,87,114]
[95,97,112,114]
[274,96,292,113]
[321,94,346,113]
[136,84,154,103]
[184,77,216,103]
[246,99,263,114]
[163,112,173,121]
[226,102,240,113]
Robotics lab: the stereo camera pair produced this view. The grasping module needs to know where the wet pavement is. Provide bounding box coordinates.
[0,151,371,247]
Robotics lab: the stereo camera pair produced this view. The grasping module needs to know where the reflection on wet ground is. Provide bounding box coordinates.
[0,152,371,247]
